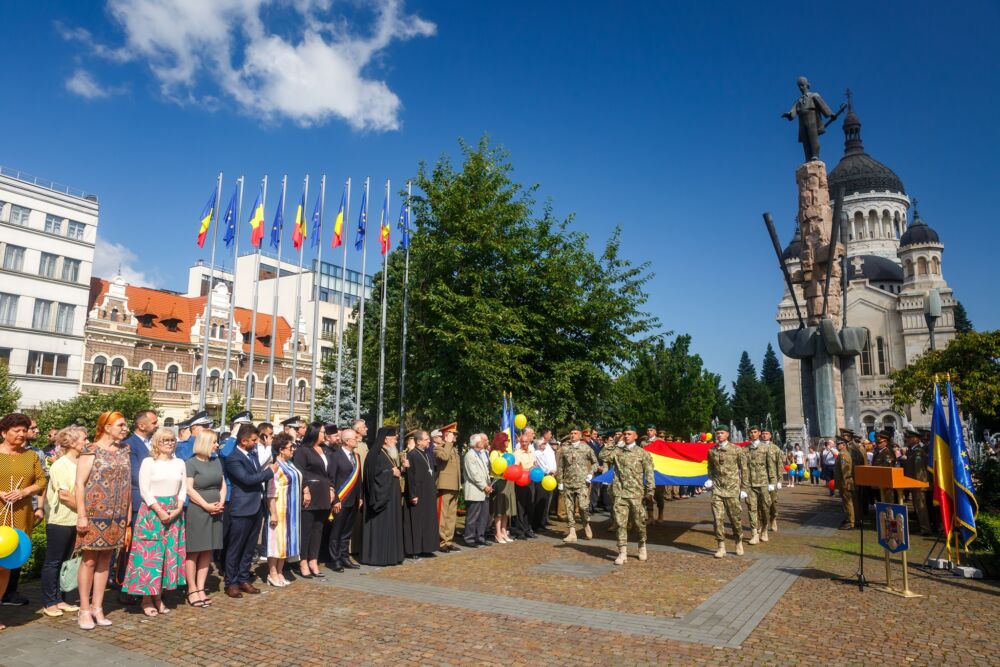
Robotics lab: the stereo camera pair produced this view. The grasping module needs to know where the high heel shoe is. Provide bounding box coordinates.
[78,608,96,630]
[266,576,285,587]
[92,607,112,627]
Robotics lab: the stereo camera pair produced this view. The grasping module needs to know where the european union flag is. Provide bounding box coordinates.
[270,187,285,250]
[354,187,368,251]
[397,201,410,250]
[946,380,979,549]
[222,188,238,248]
[309,192,322,249]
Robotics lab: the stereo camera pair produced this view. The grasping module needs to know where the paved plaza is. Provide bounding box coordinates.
[3,486,998,666]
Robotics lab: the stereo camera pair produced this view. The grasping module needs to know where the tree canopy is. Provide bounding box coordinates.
[30,372,158,436]
[0,362,22,416]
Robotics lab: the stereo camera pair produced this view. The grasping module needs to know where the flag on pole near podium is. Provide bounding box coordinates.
[331,189,346,249]
[946,380,979,550]
[928,382,955,557]
[196,187,217,247]
[248,185,265,248]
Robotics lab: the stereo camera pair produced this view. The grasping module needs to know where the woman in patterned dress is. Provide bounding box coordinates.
[265,433,303,587]
[122,428,187,617]
[74,411,131,630]
[0,413,47,632]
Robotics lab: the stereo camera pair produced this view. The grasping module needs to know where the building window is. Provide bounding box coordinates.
[55,303,75,334]
[321,346,334,363]
[39,253,58,279]
[876,337,888,376]
[166,365,179,391]
[208,369,221,393]
[141,361,154,382]
[110,358,125,385]
[265,376,274,399]
[9,205,30,226]
[67,221,85,241]
[44,214,64,235]
[26,351,68,377]
[860,331,873,376]
[62,258,81,283]
[92,356,107,383]
[0,348,9,366]
[297,380,307,402]
[32,299,53,330]
[3,245,25,271]
[321,317,336,341]
[0,293,17,326]
[109,307,120,322]
[246,376,256,398]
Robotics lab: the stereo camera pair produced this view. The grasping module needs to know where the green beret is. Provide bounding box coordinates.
[622,425,638,433]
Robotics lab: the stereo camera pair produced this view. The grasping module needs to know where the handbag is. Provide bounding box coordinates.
[59,554,81,592]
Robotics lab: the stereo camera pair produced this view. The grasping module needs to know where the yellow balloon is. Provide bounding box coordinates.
[540,475,557,492]
[514,414,527,430]
[705,433,713,441]
[489,450,500,461]
[789,463,797,470]
[491,457,508,476]
[803,471,811,479]
[0,526,17,559]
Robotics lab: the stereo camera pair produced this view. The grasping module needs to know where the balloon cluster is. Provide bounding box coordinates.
[488,452,555,490]
[0,525,31,569]
[698,432,714,442]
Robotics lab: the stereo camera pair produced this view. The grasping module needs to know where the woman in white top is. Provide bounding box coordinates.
[121,428,188,617]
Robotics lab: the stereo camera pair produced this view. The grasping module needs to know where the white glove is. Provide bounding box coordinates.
[584,475,593,483]
[777,482,783,490]
[558,483,564,491]
[768,484,775,492]
[739,491,748,500]
[703,479,714,489]
[616,441,626,448]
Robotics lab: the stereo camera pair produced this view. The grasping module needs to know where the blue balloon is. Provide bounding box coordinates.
[0,529,32,570]
[529,467,544,483]
[503,453,516,466]
[868,431,876,442]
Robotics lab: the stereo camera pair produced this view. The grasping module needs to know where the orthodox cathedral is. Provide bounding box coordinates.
[777,100,956,439]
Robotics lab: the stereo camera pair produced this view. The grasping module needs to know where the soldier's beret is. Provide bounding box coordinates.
[645,423,657,430]
[622,425,638,433]
[714,425,730,433]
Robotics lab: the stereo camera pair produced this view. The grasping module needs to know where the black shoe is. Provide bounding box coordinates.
[343,560,361,569]
[408,554,421,560]
[463,542,479,549]
[298,572,314,579]
[526,532,537,539]
[311,570,326,578]
[477,540,491,547]
[1,594,28,606]
[420,552,437,558]
[329,563,345,573]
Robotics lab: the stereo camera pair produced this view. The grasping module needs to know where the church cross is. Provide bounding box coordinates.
[850,256,865,274]
[845,88,853,111]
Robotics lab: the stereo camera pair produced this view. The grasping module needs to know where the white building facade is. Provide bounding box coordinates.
[0,166,98,408]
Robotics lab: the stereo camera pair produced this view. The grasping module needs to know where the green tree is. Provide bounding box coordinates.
[315,341,358,424]
[217,389,245,428]
[954,301,974,334]
[354,136,657,432]
[0,362,22,415]
[33,371,157,435]
[889,330,1000,420]
[710,374,732,425]
[760,343,785,429]
[729,351,771,428]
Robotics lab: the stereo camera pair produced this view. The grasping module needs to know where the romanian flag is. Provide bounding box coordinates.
[331,189,346,249]
[379,189,390,255]
[946,381,978,550]
[248,185,265,248]
[196,187,217,248]
[928,383,955,556]
[593,440,717,486]
[291,191,306,250]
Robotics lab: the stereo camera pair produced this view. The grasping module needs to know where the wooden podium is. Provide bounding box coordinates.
[854,465,928,598]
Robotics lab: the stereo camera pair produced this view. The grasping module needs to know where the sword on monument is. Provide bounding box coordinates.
[763,212,806,330]
[824,103,848,129]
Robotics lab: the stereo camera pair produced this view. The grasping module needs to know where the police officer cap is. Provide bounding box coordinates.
[917,426,932,436]
[875,429,893,441]
[229,411,254,428]
[281,416,304,428]
[903,424,920,437]
[189,410,212,427]
[176,417,191,429]
[838,427,856,438]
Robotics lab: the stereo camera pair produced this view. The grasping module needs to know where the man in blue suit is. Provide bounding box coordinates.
[222,424,276,598]
[123,410,160,523]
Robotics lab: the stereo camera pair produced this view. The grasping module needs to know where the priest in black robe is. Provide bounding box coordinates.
[361,426,405,566]
[403,430,440,557]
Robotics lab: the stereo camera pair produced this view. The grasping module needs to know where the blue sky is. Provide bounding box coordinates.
[1,0,997,385]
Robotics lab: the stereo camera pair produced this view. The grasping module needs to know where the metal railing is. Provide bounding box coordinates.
[0,165,98,202]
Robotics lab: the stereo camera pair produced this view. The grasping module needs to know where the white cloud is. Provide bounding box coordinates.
[65,69,113,99]
[93,237,162,288]
[65,0,435,130]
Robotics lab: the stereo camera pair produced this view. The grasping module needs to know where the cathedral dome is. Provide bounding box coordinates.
[828,103,905,197]
[846,254,903,283]
[781,225,802,261]
[899,210,940,247]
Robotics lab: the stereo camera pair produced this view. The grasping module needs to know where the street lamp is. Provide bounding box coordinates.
[924,288,941,350]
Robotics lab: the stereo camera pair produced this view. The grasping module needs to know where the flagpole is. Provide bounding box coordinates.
[377,179,390,428]
[199,171,224,411]
[399,180,411,437]
[334,178,351,425]
[355,177,370,421]
[309,175,326,421]
[220,175,244,427]
[246,175,267,412]
[290,175,309,419]
[266,175,287,421]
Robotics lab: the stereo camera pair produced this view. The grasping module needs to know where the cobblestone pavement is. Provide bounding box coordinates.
[1,484,998,666]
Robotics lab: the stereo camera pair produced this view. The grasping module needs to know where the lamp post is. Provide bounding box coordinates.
[923,289,941,350]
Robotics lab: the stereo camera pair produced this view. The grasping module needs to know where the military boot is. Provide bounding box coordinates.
[769,519,778,532]
[608,521,618,532]
[735,539,744,556]
[614,546,628,565]
[713,541,726,558]
[748,529,760,545]
[760,528,769,542]
[637,542,648,562]
[563,527,577,543]
[583,523,593,539]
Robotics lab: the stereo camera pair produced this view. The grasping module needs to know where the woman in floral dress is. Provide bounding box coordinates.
[75,411,131,630]
[122,428,187,617]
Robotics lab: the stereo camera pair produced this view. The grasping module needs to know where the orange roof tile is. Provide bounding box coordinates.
[89,278,293,358]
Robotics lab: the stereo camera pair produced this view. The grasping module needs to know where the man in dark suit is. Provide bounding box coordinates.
[327,427,362,572]
[124,410,159,524]
[222,424,277,598]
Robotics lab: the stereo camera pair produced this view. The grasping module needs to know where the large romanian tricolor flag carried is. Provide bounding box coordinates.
[592,440,715,486]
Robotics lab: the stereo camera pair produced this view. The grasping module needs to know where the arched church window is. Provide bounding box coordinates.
[208,369,221,393]
[166,365,179,391]
[92,356,107,384]
[876,337,888,375]
[917,257,928,276]
[860,331,873,376]
[110,358,124,386]
[904,259,913,278]
[931,257,940,275]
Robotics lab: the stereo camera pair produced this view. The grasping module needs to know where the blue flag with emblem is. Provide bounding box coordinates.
[221,188,238,248]
[310,192,322,249]
[269,185,285,250]
[398,200,410,250]
[946,380,978,549]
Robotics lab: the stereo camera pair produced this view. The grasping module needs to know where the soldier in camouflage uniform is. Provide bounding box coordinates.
[557,427,599,542]
[600,426,655,565]
[833,438,856,528]
[744,427,778,545]
[761,429,782,532]
[706,425,748,558]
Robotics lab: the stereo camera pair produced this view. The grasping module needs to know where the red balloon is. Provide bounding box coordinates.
[700,432,708,441]
[504,464,523,482]
[783,465,791,472]
[828,480,836,490]
[516,470,532,487]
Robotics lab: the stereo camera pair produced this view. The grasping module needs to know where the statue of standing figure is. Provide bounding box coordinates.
[782,77,842,163]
